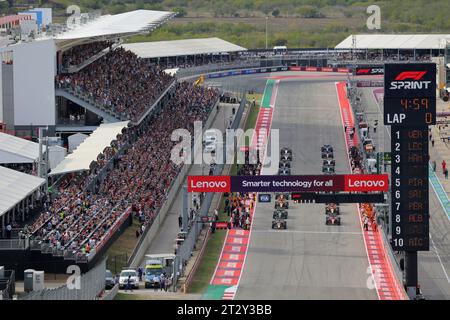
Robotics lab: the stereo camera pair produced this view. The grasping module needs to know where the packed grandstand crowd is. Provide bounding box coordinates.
[56,46,174,122]
[29,78,218,258]
[61,41,114,68]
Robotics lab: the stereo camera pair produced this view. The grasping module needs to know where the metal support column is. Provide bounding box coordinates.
[405,251,418,299]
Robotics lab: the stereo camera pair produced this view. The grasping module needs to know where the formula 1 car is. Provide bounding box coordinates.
[272,218,287,229]
[279,160,291,169]
[278,167,291,175]
[321,151,334,159]
[275,200,289,209]
[325,203,340,215]
[322,166,335,174]
[281,154,293,161]
[325,212,341,225]
[280,147,293,157]
[321,145,334,153]
[323,159,335,167]
[273,209,288,219]
[275,193,290,201]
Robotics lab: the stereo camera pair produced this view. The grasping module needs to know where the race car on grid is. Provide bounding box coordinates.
[323,166,335,174]
[323,159,335,167]
[280,147,293,157]
[279,160,291,169]
[325,203,340,215]
[275,199,289,209]
[321,151,334,159]
[275,192,290,200]
[326,212,341,225]
[273,209,288,219]
[278,167,291,175]
[321,145,333,153]
[272,218,287,230]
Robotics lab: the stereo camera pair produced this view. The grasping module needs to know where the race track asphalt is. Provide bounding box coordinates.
[235,77,378,300]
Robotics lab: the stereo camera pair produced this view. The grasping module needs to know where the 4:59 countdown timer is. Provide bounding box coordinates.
[384,97,436,126]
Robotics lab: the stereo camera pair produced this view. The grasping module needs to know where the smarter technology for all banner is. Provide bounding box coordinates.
[187,175,389,193]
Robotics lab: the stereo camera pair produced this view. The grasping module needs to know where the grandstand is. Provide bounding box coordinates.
[0,9,176,138]
[0,9,222,277]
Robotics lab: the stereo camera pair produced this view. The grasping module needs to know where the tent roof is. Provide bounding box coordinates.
[0,132,44,164]
[122,37,247,59]
[41,10,175,42]
[0,166,45,217]
[50,121,129,176]
[335,34,450,50]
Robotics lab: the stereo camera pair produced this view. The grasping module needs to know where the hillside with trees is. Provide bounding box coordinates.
[1,1,450,48]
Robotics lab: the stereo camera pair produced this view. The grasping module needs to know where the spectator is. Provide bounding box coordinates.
[57,47,174,122]
[29,82,218,258]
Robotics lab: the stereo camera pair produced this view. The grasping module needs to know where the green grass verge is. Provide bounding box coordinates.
[245,94,262,132]
[105,218,141,275]
[187,229,228,294]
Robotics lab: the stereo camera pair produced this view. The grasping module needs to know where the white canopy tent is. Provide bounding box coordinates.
[0,132,45,164]
[41,10,175,42]
[122,37,247,59]
[50,121,129,176]
[0,166,45,218]
[335,34,450,50]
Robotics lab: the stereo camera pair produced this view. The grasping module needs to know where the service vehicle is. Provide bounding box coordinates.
[105,269,115,290]
[119,269,140,289]
[144,259,164,288]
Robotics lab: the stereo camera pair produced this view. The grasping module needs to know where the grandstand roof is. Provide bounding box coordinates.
[50,121,129,176]
[121,37,247,59]
[0,132,45,164]
[49,10,175,41]
[0,166,45,218]
[335,34,450,50]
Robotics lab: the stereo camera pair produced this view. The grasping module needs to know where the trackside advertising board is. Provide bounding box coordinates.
[187,175,389,193]
[355,66,384,76]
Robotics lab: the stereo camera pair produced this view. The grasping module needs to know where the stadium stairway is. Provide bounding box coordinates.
[55,88,121,123]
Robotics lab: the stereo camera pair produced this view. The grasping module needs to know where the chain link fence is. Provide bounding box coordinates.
[20,259,106,300]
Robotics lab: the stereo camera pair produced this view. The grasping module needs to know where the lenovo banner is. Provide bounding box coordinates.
[188,175,388,193]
